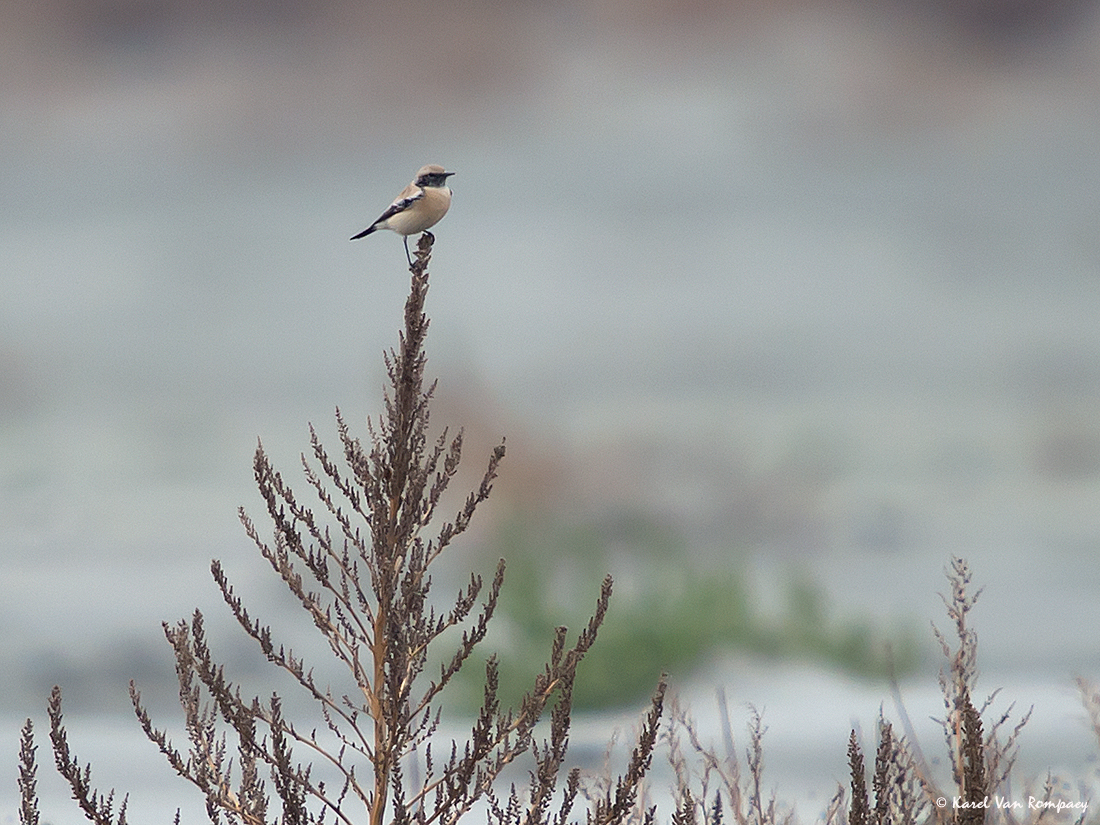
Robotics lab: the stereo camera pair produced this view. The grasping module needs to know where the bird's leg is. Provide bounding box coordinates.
[404,236,413,268]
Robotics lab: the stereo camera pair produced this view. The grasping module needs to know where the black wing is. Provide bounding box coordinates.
[350,188,425,240]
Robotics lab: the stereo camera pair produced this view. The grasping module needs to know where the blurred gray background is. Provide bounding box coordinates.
[3,0,1100,817]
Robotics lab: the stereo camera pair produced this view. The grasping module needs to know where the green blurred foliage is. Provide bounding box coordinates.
[452,511,919,712]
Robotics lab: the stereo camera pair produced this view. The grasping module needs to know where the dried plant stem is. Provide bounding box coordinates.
[23,231,666,825]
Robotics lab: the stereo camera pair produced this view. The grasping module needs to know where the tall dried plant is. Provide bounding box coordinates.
[845,716,926,825]
[21,233,666,825]
[932,557,1031,819]
[841,558,1033,825]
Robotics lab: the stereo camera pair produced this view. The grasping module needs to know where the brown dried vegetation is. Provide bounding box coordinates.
[13,239,1100,825]
[17,235,664,825]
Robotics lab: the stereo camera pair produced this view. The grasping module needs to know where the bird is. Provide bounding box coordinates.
[351,165,455,266]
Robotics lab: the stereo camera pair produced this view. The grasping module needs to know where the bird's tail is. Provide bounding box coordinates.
[350,225,377,241]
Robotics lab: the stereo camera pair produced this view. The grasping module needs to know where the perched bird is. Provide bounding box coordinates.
[351,165,455,265]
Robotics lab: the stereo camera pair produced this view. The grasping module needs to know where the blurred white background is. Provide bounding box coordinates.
[3,0,1100,817]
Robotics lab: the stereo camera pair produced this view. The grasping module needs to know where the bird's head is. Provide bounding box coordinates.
[415,164,455,188]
